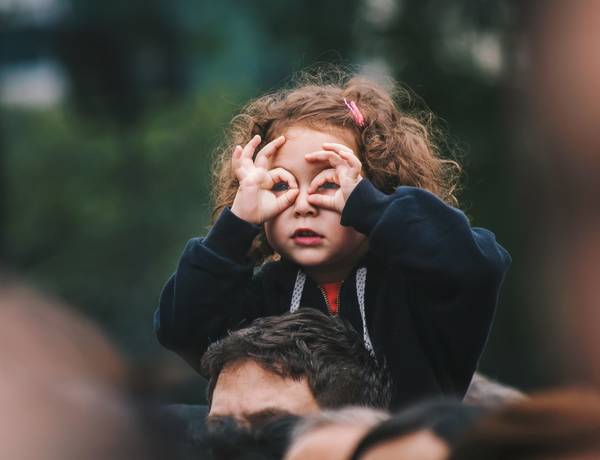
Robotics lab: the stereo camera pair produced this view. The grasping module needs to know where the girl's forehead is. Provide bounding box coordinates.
[270,125,358,174]
[279,125,357,148]
[271,150,328,177]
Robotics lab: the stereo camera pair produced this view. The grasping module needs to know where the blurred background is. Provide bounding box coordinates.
[1,0,586,403]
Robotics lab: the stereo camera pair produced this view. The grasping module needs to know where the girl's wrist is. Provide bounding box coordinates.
[343,177,363,202]
[231,200,260,225]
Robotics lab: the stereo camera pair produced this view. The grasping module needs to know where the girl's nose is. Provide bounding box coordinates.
[293,188,317,217]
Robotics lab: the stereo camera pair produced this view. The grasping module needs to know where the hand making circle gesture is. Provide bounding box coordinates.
[305,142,363,213]
[230,135,299,225]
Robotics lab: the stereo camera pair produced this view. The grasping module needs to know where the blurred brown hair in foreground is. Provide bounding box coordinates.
[450,389,600,460]
[522,0,600,384]
[0,273,149,460]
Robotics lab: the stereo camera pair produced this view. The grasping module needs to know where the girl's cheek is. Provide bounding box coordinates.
[263,220,281,247]
[264,222,272,244]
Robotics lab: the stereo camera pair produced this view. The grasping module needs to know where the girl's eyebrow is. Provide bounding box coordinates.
[270,165,293,174]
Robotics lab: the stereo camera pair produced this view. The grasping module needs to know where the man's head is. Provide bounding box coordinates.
[463,373,526,409]
[201,309,392,425]
[285,407,389,460]
[0,276,149,460]
[204,415,300,460]
[450,389,600,460]
[350,399,486,460]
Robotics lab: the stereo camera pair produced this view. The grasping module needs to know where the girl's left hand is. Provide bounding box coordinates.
[305,142,363,213]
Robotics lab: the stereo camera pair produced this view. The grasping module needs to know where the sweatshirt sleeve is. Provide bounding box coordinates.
[155,208,264,361]
[342,179,511,396]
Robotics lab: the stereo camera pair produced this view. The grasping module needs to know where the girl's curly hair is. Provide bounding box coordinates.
[211,68,462,263]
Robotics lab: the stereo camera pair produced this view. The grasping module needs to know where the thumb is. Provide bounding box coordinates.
[307,193,340,212]
[273,189,299,214]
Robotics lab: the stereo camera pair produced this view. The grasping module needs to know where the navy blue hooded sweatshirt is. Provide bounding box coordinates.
[155,179,511,408]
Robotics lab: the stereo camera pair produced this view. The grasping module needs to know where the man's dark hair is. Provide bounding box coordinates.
[350,398,487,460]
[203,415,299,460]
[201,309,392,409]
[448,389,600,460]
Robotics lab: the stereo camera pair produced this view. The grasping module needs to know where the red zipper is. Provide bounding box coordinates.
[319,282,342,316]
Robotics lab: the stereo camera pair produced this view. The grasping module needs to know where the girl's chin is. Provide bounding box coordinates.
[285,252,332,268]
[291,257,330,267]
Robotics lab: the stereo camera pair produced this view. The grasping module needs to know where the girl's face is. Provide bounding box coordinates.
[264,125,368,283]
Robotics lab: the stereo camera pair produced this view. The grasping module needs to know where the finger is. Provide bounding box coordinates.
[332,147,362,170]
[304,151,345,168]
[323,143,361,167]
[307,193,339,212]
[308,168,338,194]
[258,169,274,189]
[274,189,299,214]
[255,135,286,169]
[322,142,355,156]
[231,145,245,178]
[231,145,243,165]
[241,135,262,160]
[269,167,298,189]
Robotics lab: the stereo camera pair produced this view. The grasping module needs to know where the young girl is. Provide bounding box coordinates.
[155,71,511,408]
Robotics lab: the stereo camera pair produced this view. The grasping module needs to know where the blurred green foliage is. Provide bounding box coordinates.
[3,94,230,354]
[1,0,546,399]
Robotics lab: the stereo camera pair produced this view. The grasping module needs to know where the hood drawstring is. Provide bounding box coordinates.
[289,268,375,357]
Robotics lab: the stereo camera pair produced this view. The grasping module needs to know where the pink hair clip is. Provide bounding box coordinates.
[344,98,365,127]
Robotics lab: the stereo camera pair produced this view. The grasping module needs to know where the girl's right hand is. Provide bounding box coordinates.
[230,135,299,225]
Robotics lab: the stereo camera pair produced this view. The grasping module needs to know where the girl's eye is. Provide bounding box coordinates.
[319,181,339,190]
[272,181,289,192]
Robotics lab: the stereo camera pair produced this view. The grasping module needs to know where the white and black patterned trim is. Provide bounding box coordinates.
[289,268,374,356]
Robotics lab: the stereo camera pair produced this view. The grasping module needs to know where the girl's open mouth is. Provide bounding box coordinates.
[292,228,323,246]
